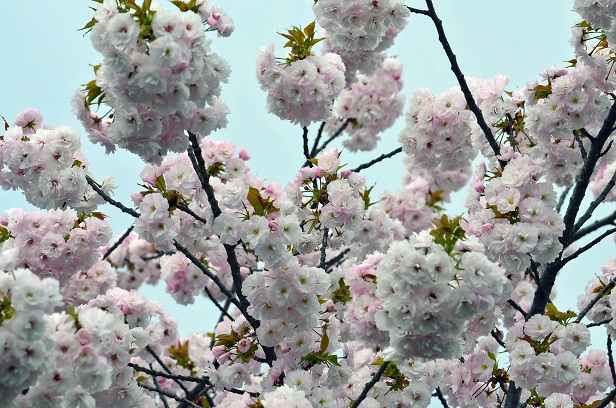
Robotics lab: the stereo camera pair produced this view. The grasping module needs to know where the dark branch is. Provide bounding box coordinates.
[302,126,312,166]
[351,147,402,173]
[406,6,430,15]
[424,0,503,164]
[147,345,190,396]
[86,175,140,217]
[609,335,616,386]
[562,227,616,266]
[507,299,527,320]
[435,387,450,408]
[103,225,134,259]
[588,317,613,328]
[575,278,616,324]
[203,285,235,322]
[573,168,616,235]
[176,203,208,225]
[310,121,328,157]
[173,241,241,311]
[319,227,329,270]
[350,360,389,408]
[572,209,616,241]
[137,383,200,408]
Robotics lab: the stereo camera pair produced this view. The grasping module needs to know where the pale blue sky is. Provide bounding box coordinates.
[1,1,610,351]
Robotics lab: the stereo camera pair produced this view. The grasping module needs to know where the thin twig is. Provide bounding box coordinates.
[609,335,616,386]
[150,366,171,408]
[406,6,430,15]
[324,248,351,272]
[302,126,312,166]
[572,209,616,241]
[137,383,200,408]
[507,299,527,319]
[562,227,616,266]
[573,168,616,235]
[319,227,329,270]
[203,285,235,322]
[424,0,503,165]
[129,363,209,384]
[147,345,190,396]
[435,387,450,408]
[574,130,588,162]
[490,330,506,349]
[86,175,140,217]
[310,121,328,157]
[174,240,241,310]
[575,279,616,323]
[351,147,402,173]
[594,387,616,408]
[103,225,134,259]
[588,318,613,328]
[350,360,389,408]
[176,203,208,225]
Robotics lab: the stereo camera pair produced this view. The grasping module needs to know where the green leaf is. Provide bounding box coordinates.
[79,17,98,32]
[320,324,330,353]
[0,226,9,244]
[154,175,167,192]
[247,187,264,215]
[531,83,552,100]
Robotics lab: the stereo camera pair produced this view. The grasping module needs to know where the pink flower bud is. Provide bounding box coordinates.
[237,338,251,354]
[212,345,226,359]
[75,328,91,346]
[239,147,251,160]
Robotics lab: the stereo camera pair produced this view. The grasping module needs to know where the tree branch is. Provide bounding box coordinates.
[203,285,235,322]
[173,241,241,311]
[147,345,190,396]
[572,209,616,242]
[562,227,616,266]
[424,0,503,164]
[351,147,402,173]
[103,225,134,259]
[435,387,450,408]
[319,227,329,270]
[573,167,616,235]
[86,175,140,218]
[350,360,389,408]
[137,382,201,408]
[176,203,208,225]
[575,278,616,324]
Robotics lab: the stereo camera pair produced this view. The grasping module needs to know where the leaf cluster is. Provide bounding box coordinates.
[0,294,15,325]
[278,21,324,65]
[168,340,197,374]
[430,215,466,255]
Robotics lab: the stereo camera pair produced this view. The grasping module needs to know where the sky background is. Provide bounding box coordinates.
[1,0,613,363]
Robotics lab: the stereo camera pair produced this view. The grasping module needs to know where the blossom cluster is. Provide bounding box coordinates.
[312,0,410,51]
[0,208,112,291]
[374,231,509,362]
[505,316,603,403]
[463,155,565,273]
[325,57,405,151]
[0,268,62,405]
[103,232,162,290]
[398,87,478,172]
[0,109,115,211]
[243,258,331,356]
[256,43,346,127]
[80,1,231,163]
[523,62,614,144]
